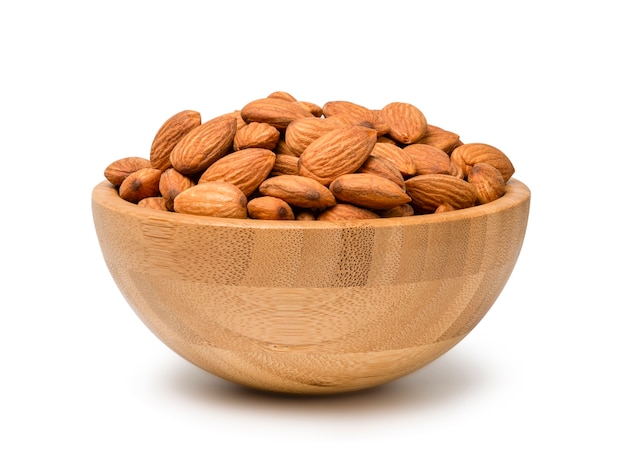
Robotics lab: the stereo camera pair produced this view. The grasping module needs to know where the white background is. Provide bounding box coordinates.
[1,1,624,466]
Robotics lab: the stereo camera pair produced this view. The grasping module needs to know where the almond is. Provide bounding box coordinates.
[240,97,313,130]
[169,114,238,175]
[198,148,276,197]
[450,143,515,181]
[298,126,377,186]
[317,204,380,221]
[416,124,461,154]
[322,101,388,136]
[104,156,152,186]
[233,122,280,151]
[159,168,195,211]
[402,143,451,175]
[329,173,411,210]
[273,138,298,156]
[173,181,247,218]
[118,167,162,203]
[267,91,297,101]
[150,110,201,170]
[284,116,347,156]
[380,102,427,144]
[378,204,415,218]
[369,142,417,177]
[247,196,295,220]
[258,175,336,209]
[296,210,317,221]
[294,101,324,117]
[467,162,506,204]
[357,155,405,188]
[435,203,455,213]
[405,174,477,214]
[270,153,300,177]
[138,197,169,211]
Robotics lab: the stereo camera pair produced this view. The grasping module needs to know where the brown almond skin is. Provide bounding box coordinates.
[270,153,300,177]
[435,203,455,213]
[150,110,202,170]
[329,173,412,210]
[450,143,515,182]
[402,143,451,175]
[198,148,276,197]
[294,101,324,117]
[369,142,417,177]
[247,196,295,220]
[173,181,247,218]
[138,196,169,211]
[159,168,195,211]
[416,124,461,154]
[118,168,162,204]
[405,174,477,214]
[104,157,152,186]
[240,98,313,130]
[299,126,378,186]
[258,175,336,209]
[169,114,238,175]
[267,91,297,102]
[233,122,281,151]
[284,116,347,156]
[357,155,405,188]
[467,162,506,204]
[380,102,427,144]
[296,210,317,221]
[317,204,380,221]
[322,101,388,136]
[378,204,415,218]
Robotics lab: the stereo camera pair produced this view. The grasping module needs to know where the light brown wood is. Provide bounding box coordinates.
[92,179,530,394]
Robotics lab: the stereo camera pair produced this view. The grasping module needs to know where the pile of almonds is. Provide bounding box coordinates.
[103,91,515,220]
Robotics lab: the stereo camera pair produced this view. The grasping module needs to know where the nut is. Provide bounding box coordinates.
[369,142,417,177]
[380,102,427,144]
[379,204,415,218]
[467,162,506,205]
[169,113,238,175]
[118,167,162,203]
[284,116,347,156]
[402,143,451,175]
[247,196,295,220]
[416,124,460,154]
[240,97,313,130]
[233,122,280,151]
[450,143,515,181]
[317,204,380,221]
[329,173,411,210]
[270,153,300,177]
[198,147,276,197]
[258,175,336,209]
[173,181,247,218]
[357,155,405,188]
[150,110,201,170]
[405,174,477,214]
[159,168,195,211]
[104,156,152,186]
[138,197,169,211]
[322,101,389,136]
[298,126,377,186]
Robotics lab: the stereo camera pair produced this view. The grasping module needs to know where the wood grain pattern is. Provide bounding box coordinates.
[92,179,530,394]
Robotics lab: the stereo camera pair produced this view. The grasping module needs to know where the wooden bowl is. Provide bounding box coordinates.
[92,179,530,394]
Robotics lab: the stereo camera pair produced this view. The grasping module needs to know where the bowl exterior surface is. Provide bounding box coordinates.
[92,179,530,394]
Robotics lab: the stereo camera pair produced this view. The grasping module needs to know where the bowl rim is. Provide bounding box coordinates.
[92,178,530,230]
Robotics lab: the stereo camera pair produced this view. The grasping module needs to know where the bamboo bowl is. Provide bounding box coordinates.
[92,179,530,395]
